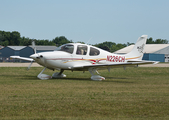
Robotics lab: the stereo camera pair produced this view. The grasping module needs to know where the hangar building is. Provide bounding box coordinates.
[0,46,57,62]
[114,44,169,62]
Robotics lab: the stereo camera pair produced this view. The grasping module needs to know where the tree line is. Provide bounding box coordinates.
[0,30,168,52]
[0,31,72,47]
[94,37,169,52]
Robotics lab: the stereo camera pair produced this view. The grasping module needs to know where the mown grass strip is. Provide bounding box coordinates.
[0,67,169,119]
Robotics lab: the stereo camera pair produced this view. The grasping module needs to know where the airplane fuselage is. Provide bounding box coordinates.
[30,43,126,71]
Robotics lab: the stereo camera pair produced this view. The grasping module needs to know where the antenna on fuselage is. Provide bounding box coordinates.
[86,37,92,45]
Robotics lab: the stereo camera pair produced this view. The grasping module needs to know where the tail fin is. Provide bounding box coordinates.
[125,35,147,60]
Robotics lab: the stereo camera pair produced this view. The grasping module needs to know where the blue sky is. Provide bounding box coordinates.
[0,0,169,45]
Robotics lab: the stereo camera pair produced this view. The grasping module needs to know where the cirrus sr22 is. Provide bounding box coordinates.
[10,35,158,81]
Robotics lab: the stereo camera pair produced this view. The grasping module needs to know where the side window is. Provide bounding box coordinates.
[89,47,100,56]
[55,45,74,54]
[76,45,87,55]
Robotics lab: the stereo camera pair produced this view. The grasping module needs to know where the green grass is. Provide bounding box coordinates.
[0,67,169,120]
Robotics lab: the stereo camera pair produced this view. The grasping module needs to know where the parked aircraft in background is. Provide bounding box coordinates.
[10,35,158,81]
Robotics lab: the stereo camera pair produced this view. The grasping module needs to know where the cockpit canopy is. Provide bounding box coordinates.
[55,44,100,56]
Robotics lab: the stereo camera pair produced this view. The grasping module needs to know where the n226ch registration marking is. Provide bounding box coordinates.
[107,55,125,62]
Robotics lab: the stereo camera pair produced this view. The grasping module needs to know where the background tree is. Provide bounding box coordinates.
[95,41,116,52]
[155,39,168,44]
[146,37,154,44]
[146,37,168,44]
[127,42,134,46]
[52,36,72,46]
[10,31,21,45]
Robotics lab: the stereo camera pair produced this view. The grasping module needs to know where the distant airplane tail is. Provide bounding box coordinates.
[125,35,147,60]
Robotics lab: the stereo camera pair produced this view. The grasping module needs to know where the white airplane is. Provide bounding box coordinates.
[10,35,158,81]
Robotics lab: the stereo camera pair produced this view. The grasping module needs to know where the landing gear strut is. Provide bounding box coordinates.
[52,69,66,78]
[88,68,105,81]
[37,67,52,80]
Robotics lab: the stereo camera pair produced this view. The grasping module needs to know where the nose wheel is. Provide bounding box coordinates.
[37,68,66,80]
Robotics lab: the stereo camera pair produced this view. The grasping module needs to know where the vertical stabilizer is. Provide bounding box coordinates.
[125,35,147,60]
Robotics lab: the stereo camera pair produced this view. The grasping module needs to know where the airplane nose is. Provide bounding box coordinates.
[30,54,39,59]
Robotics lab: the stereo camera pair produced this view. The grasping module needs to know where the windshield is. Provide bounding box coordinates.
[55,44,74,54]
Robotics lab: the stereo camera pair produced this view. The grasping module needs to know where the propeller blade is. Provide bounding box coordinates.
[32,40,37,54]
[27,61,34,70]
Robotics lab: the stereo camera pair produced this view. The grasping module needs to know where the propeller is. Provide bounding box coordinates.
[32,40,37,54]
[27,60,34,70]
[27,39,37,70]
[28,40,48,70]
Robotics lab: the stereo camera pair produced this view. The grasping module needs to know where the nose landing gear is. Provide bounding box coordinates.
[37,68,66,80]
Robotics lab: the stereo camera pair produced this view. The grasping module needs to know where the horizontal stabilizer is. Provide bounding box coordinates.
[127,60,159,65]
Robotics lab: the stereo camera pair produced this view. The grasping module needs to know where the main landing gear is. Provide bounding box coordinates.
[52,69,66,78]
[88,68,105,81]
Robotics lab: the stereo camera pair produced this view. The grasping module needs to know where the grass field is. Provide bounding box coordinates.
[0,67,169,120]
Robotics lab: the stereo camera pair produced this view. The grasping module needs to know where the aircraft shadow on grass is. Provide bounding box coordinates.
[2,74,132,83]
[24,75,132,83]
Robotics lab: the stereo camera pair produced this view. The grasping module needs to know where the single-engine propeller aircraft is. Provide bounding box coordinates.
[10,35,158,81]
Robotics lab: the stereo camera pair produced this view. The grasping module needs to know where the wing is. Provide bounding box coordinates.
[72,60,159,70]
[10,56,34,62]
